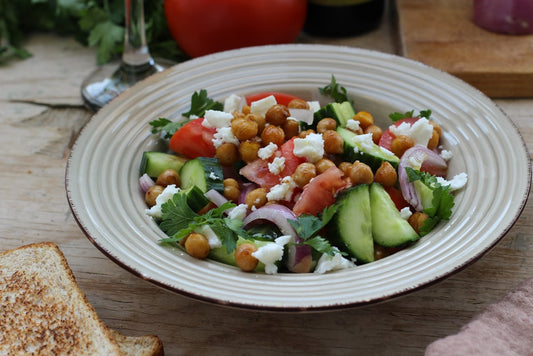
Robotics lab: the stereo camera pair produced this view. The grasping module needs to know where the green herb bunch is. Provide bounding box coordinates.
[0,0,186,65]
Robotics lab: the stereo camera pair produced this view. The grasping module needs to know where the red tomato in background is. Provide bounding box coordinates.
[245,92,305,107]
[164,0,307,58]
[169,118,216,158]
[378,117,420,151]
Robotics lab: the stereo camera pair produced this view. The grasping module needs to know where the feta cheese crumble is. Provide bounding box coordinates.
[267,176,297,202]
[257,142,278,160]
[195,225,222,249]
[202,110,233,129]
[223,94,244,113]
[227,204,248,220]
[250,95,277,116]
[252,235,291,274]
[307,101,321,113]
[346,119,361,132]
[400,207,413,220]
[145,184,181,219]
[436,172,468,191]
[440,149,453,161]
[389,118,434,146]
[268,157,285,175]
[212,127,239,148]
[314,250,356,274]
[293,133,324,163]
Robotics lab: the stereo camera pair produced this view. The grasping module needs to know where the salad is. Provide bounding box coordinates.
[139,76,467,274]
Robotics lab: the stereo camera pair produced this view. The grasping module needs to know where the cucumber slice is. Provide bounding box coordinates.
[337,127,400,172]
[179,157,224,193]
[370,183,419,247]
[182,185,210,213]
[140,151,188,178]
[330,184,374,263]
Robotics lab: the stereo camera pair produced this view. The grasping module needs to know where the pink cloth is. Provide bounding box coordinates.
[425,278,533,356]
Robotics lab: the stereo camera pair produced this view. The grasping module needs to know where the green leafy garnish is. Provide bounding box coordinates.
[149,118,191,139]
[182,89,223,118]
[319,75,353,106]
[288,204,344,256]
[405,167,455,236]
[159,193,245,253]
[389,109,432,122]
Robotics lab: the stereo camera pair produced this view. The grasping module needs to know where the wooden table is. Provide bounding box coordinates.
[1,9,531,355]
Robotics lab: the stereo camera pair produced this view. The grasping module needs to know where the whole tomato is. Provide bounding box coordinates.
[164,0,307,58]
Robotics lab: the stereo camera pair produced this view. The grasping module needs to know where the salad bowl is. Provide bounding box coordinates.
[66,44,531,311]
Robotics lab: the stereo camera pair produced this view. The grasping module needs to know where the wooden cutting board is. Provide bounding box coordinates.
[396,0,533,98]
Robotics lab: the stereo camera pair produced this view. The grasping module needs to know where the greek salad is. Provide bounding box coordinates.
[139,76,467,274]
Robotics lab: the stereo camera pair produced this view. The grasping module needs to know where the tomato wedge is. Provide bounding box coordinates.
[292,166,348,216]
[239,137,306,189]
[378,117,420,151]
[385,186,410,211]
[245,92,305,107]
[169,118,216,158]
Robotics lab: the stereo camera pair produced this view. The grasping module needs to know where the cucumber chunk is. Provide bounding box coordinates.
[140,151,188,178]
[370,183,419,247]
[337,127,400,172]
[180,157,224,193]
[330,184,374,264]
[302,101,356,130]
[182,185,210,213]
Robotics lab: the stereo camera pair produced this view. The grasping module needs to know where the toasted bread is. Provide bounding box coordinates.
[0,242,164,356]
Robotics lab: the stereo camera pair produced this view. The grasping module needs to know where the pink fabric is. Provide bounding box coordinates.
[425,278,533,356]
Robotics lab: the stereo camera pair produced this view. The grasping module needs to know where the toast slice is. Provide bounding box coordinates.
[0,242,164,356]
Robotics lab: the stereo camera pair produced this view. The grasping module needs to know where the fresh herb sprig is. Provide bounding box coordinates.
[182,89,224,118]
[319,75,353,106]
[159,193,247,253]
[389,109,432,122]
[288,204,344,256]
[149,118,189,139]
[405,167,454,235]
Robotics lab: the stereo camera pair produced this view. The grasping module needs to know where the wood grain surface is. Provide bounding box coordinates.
[1,18,531,356]
[397,0,533,98]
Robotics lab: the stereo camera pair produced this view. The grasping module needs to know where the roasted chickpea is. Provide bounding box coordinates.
[234,243,259,272]
[246,113,265,135]
[408,212,429,235]
[241,105,251,115]
[145,185,164,207]
[223,178,240,202]
[216,143,239,166]
[427,129,440,150]
[231,117,258,141]
[184,233,210,259]
[364,124,383,144]
[429,120,442,137]
[232,111,246,120]
[288,98,309,109]
[261,125,285,146]
[316,118,337,133]
[338,161,353,175]
[265,104,289,126]
[245,188,268,209]
[292,162,317,188]
[374,161,397,187]
[353,111,374,129]
[349,161,374,185]
[239,140,260,163]
[391,135,415,158]
[155,169,180,187]
[282,118,300,139]
[322,129,344,154]
[315,158,336,174]
[298,129,315,138]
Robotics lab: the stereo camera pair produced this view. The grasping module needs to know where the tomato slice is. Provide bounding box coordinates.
[292,166,348,216]
[378,117,420,151]
[245,92,305,107]
[239,137,306,189]
[169,118,216,158]
[385,186,410,211]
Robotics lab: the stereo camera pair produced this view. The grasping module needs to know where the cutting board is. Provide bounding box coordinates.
[396,0,533,98]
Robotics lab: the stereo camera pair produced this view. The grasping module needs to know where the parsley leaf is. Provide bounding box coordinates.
[319,75,353,106]
[149,117,191,139]
[159,193,197,236]
[389,109,432,122]
[405,167,455,236]
[182,89,224,118]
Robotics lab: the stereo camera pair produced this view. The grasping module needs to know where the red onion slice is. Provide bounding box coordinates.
[398,145,448,211]
[473,0,533,35]
[139,173,155,192]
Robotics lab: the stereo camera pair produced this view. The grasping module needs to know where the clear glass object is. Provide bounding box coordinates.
[81,0,170,112]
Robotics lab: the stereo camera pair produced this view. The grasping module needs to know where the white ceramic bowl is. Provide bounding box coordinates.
[66,44,531,311]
